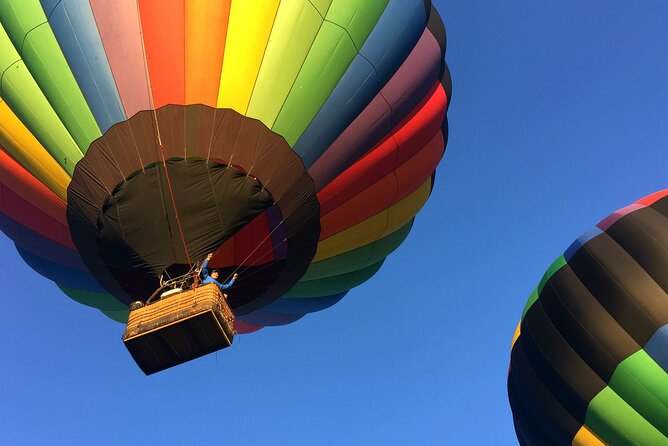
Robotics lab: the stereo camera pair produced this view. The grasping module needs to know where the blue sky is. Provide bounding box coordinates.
[2,1,668,445]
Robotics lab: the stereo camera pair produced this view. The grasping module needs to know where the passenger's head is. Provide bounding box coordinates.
[211,270,220,280]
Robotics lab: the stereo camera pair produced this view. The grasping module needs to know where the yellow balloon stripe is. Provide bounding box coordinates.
[0,99,70,200]
[313,178,432,262]
[216,0,281,114]
[572,426,608,446]
[511,321,521,350]
[0,21,83,174]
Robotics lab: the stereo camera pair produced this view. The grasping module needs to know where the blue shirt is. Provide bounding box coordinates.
[200,259,236,291]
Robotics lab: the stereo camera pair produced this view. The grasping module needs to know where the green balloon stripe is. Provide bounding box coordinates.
[537,255,566,295]
[520,255,566,322]
[326,0,388,49]
[271,1,388,146]
[247,1,333,127]
[301,219,412,281]
[0,23,81,174]
[57,284,128,312]
[585,386,668,445]
[0,0,100,152]
[520,288,539,321]
[99,308,129,324]
[308,0,332,16]
[284,260,384,298]
[606,350,668,438]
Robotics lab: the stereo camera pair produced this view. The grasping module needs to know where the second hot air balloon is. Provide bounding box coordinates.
[509,190,668,445]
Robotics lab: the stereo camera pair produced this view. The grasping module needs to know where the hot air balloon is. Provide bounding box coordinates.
[509,190,668,445]
[0,0,450,371]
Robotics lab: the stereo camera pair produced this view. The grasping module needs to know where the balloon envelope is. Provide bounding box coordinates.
[0,0,450,333]
[509,190,668,445]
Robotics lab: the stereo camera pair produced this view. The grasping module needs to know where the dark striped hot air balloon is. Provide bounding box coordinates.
[509,190,668,445]
[0,1,451,337]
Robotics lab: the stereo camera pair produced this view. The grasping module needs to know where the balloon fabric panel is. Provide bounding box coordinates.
[89,0,152,117]
[509,339,580,445]
[271,1,390,146]
[264,292,347,315]
[246,0,334,128]
[318,129,443,240]
[0,103,70,198]
[184,0,231,106]
[17,246,104,292]
[316,82,447,214]
[571,426,606,446]
[607,351,668,437]
[585,387,668,445]
[217,0,281,114]
[237,309,303,327]
[42,0,126,133]
[291,0,427,165]
[284,260,384,298]
[0,22,83,174]
[313,178,432,262]
[137,0,185,109]
[0,149,69,235]
[307,28,445,188]
[0,0,101,151]
[58,285,130,312]
[0,196,72,259]
[0,208,76,269]
[301,220,413,281]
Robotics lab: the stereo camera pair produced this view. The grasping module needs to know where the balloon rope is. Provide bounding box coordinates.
[220,211,289,284]
[159,145,193,268]
[234,238,289,282]
[134,0,193,270]
[230,204,322,283]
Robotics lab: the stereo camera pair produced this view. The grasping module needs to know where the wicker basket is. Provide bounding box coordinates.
[123,283,235,375]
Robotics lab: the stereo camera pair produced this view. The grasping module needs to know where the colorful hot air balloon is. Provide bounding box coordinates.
[509,190,668,445]
[0,0,450,335]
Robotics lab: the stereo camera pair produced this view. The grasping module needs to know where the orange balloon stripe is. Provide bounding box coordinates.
[185,0,232,106]
[138,0,186,108]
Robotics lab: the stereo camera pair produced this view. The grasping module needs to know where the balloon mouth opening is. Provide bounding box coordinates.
[96,158,285,305]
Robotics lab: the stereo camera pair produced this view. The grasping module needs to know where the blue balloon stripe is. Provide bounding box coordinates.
[645,325,668,374]
[16,245,106,293]
[263,292,348,315]
[293,0,427,167]
[0,211,86,271]
[44,0,126,133]
[564,226,604,261]
[237,310,304,327]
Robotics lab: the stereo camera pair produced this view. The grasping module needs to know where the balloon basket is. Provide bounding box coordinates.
[122,283,235,375]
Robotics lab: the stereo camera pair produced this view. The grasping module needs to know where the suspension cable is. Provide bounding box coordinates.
[158,145,193,269]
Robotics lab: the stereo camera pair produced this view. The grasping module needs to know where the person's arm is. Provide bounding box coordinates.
[219,273,238,290]
[201,254,212,279]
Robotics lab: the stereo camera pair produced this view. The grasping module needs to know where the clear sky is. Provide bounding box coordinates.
[2,1,668,445]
